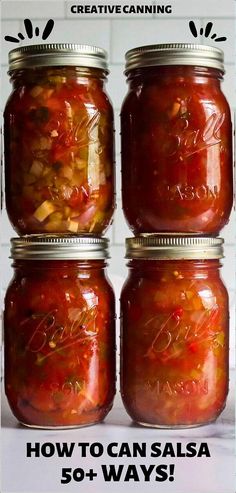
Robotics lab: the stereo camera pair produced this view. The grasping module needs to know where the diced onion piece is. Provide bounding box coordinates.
[71,172,83,187]
[38,137,52,150]
[88,124,100,189]
[99,171,106,185]
[30,86,43,98]
[89,221,96,233]
[192,296,203,311]
[61,166,73,180]
[61,185,73,200]
[77,205,97,225]
[30,160,44,177]
[79,147,88,160]
[75,158,87,170]
[49,212,63,222]
[51,130,58,138]
[42,168,50,177]
[31,137,51,151]
[64,206,72,218]
[45,89,54,99]
[168,101,181,119]
[214,331,225,347]
[185,291,194,300]
[67,219,79,233]
[33,200,56,222]
[79,388,96,406]
[89,211,105,232]
[68,307,84,322]
[202,295,217,310]
[88,161,100,190]
[66,104,73,119]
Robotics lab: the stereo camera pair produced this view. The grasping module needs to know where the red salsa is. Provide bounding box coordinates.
[121,45,233,234]
[4,45,115,235]
[4,237,116,428]
[120,237,229,427]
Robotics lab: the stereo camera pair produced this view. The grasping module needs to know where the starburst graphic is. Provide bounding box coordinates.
[5,18,55,43]
[189,21,227,42]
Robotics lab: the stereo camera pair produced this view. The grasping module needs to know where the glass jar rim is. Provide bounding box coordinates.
[11,235,110,260]
[125,236,224,260]
[8,43,109,73]
[125,43,224,73]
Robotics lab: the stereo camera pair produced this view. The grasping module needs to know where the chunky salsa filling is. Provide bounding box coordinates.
[5,260,116,427]
[4,67,114,234]
[121,260,229,427]
[121,66,233,234]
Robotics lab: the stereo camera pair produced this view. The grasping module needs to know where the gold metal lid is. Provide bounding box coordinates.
[11,235,109,260]
[125,43,224,73]
[8,43,108,72]
[125,236,224,260]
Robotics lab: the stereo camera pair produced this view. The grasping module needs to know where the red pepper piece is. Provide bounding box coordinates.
[172,307,184,321]
[67,185,89,209]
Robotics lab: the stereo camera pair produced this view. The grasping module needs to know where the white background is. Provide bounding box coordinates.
[0,0,235,369]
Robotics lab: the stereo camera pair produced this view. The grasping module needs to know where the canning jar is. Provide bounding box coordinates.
[121,44,233,234]
[120,236,229,428]
[4,236,116,428]
[4,44,115,235]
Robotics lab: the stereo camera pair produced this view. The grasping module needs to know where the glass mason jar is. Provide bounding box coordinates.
[4,236,116,428]
[121,44,233,234]
[4,44,115,235]
[120,236,229,428]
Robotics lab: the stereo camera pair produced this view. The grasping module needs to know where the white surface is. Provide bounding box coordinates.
[1,371,235,493]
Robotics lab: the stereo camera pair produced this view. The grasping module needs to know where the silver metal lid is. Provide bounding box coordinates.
[11,235,109,260]
[126,236,224,260]
[8,43,108,72]
[125,43,224,73]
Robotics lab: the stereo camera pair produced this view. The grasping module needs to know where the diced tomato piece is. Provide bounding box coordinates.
[67,185,89,208]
